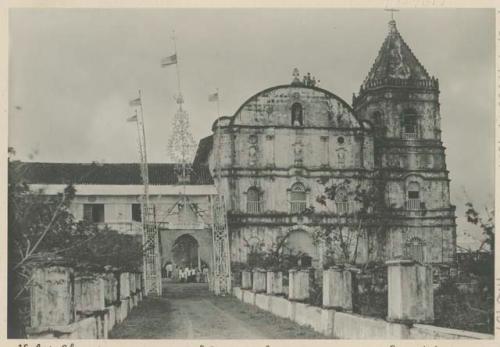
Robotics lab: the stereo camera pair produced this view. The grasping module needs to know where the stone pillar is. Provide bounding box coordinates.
[288,269,310,302]
[119,272,131,300]
[30,266,74,328]
[252,269,266,293]
[386,259,434,323]
[129,273,136,296]
[266,271,283,295]
[74,275,105,315]
[103,272,118,306]
[322,267,353,311]
[241,270,252,289]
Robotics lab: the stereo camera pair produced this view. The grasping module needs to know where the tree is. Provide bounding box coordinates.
[8,158,144,337]
[314,178,386,267]
[465,201,494,254]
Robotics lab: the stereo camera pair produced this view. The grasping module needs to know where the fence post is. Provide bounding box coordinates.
[241,270,252,289]
[386,259,434,323]
[252,269,267,293]
[129,273,136,307]
[74,275,105,315]
[266,271,283,295]
[322,267,353,312]
[119,272,130,300]
[30,266,75,329]
[288,269,310,302]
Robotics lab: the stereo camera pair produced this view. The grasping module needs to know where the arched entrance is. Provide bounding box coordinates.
[284,229,319,268]
[172,234,200,269]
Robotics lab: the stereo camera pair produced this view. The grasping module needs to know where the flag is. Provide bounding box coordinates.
[129,97,141,107]
[208,92,219,102]
[161,54,177,67]
[126,115,138,122]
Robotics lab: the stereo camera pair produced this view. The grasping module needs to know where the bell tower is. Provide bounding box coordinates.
[353,20,456,267]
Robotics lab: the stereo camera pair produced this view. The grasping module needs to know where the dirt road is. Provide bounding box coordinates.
[109,282,326,339]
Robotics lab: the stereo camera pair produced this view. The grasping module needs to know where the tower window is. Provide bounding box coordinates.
[246,187,262,213]
[404,237,425,263]
[406,182,421,210]
[290,182,307,213]
[291,103,303,126]
[402,112,418,139]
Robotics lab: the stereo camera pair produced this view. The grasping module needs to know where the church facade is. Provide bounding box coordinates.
[194,20,456,269]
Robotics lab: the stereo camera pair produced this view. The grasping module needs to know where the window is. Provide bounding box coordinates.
[132,203,142,222]
[290,182,307,213]
[337,149,346,168]
[404,237,425,263]
[406,182,421,210]
[320,136,329,166]
[335,188,350,215]
[291,103,303,126]
[246,187,261,213]
[83,204,104,223]
[402,112,418,139]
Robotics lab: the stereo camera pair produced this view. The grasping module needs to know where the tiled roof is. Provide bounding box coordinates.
[193,135,213,167]
[361,20,436,91]
[10,161,214,185]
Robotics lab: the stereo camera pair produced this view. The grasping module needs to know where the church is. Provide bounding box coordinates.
[17,19,457,273]
[194,19,456,269]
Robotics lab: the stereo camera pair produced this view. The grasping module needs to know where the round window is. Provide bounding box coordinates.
[337,136,345,144]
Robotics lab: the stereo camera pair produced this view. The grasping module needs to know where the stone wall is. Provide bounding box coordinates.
[231,262,493,340]
[26,266,144,340]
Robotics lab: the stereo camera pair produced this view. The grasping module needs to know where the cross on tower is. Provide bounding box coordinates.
[384,8,399,21]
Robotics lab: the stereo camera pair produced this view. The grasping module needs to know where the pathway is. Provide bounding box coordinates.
[109,281,326,339]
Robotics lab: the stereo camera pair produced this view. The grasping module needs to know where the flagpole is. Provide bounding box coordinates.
[138,89,149,207]
[171,30,182,100]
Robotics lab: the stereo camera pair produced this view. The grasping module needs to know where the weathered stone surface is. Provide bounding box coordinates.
[241,270,252,289]
[409,324,494,340]
[288,269,310,301]
[255,293,271,311]
[266,271,283,295]
[119,272,130,299]
[387,259,434,323]
[333,311,410,339]
[322,268,353,311]
[242,289,256,305]
[252,269,266,293]
[129,273,136,297]
[30,266,74,328]
[293,302,323,333]
[269,295,290,319]
[103,272,118,305]
[74,275,105,314]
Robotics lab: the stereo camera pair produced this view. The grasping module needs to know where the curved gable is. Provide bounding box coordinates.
[230,85,360,129]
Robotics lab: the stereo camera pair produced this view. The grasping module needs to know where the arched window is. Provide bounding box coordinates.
[246,187,261,213]
[337,149,346,168]
[402,111,418,139]
[291,103,303,126]
[406,181,421,210]
[290,182,307,213]
[335,188,350,215]
[404,237,425,263]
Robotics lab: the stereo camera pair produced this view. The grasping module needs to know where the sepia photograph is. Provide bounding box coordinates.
[6,5,496,342]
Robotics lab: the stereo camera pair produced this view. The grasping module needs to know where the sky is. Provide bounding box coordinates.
[8,8,495,248]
